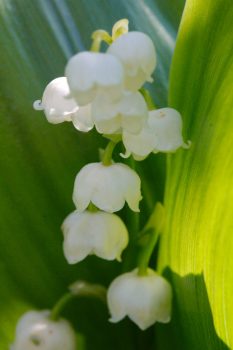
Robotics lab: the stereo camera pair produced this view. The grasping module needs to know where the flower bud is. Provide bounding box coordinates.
[11,310,76,350]
[62,210,129,263]
[107,268,172,330]
[73,162,142,213]
[65,52,124,106]
[92,91,148,134]
[107,31,156,91]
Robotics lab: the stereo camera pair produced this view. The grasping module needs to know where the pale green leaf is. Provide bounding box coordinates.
[158,0,233,349]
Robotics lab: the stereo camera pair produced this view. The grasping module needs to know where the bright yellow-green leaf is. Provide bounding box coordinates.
[158,0,233,349]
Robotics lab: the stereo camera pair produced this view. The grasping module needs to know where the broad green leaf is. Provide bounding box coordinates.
[0,0,185,348]
[158,0,233,349]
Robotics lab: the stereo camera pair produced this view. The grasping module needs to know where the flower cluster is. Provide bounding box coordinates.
[12,19,190,349]
[34,20,189,158]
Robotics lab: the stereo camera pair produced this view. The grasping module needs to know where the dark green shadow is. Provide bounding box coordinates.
[156,268,230,350]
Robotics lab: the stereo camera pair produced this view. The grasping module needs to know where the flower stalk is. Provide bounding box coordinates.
[137,202,165,275]
[50,281,107,321]
[102,140,118,166]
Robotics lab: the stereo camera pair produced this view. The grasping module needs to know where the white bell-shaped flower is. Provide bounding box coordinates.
[107,31,156,91]
[73,162,142,213]
[33,77,78,124]
[122,108,188,160]
[65,51,124,106]
[62,210,129,263]
[107,268,172,330]
[11,310,76,350]
[149,108,187,152]
[33,77,93,132]
[92,91,148,134]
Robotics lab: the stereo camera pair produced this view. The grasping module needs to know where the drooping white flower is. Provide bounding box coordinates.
[33,77,94,132]
[65,51,124,106]
[107,268,172,330]
[33,77,78,124]
[62,210,129,263]
[11,310,76,350]
[149,108,188,152]
[122,108,189,160]
[107,31,156,91]
[73,162,142,213]
[92,91,148,134]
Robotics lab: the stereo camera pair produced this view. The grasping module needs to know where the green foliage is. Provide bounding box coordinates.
[158,0,233,349]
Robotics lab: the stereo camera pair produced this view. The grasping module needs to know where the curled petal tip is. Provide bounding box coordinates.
[131,204,141,213]
[162,315,171,323]
[147,75,154,83]
[116,255,122,262]
[108,317,119,324]
[182,140,192,149]
[120,151,131,159]
[33,100,44,111]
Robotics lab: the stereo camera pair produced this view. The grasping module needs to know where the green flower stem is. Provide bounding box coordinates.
[90,30,112,52]
[50,293,75,321]
[137,203,165,275]
[102,140,118,166]
[50,281,107,321]
[139,88,157,110]
[137,228,160,276]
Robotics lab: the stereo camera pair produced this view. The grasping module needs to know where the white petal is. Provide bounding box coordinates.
[72,162,142,213]
[148,108,185,152]
[107,268,172,330]
[34,77,79,124]
[126,270,172,329]
[122,122,155,160]
[92,91,148,134]
[107,32,156,91]
[62,210,128,263]
[89,211,128,261]
[72,163,96,212]
[62,211,92,263]
[71,104,94,132]
[112,164,142,212]
[107,271,136,323]
[65,52,124,105]
[12,310,76,350]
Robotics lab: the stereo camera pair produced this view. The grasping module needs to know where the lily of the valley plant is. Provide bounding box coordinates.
[12,19,190,349]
